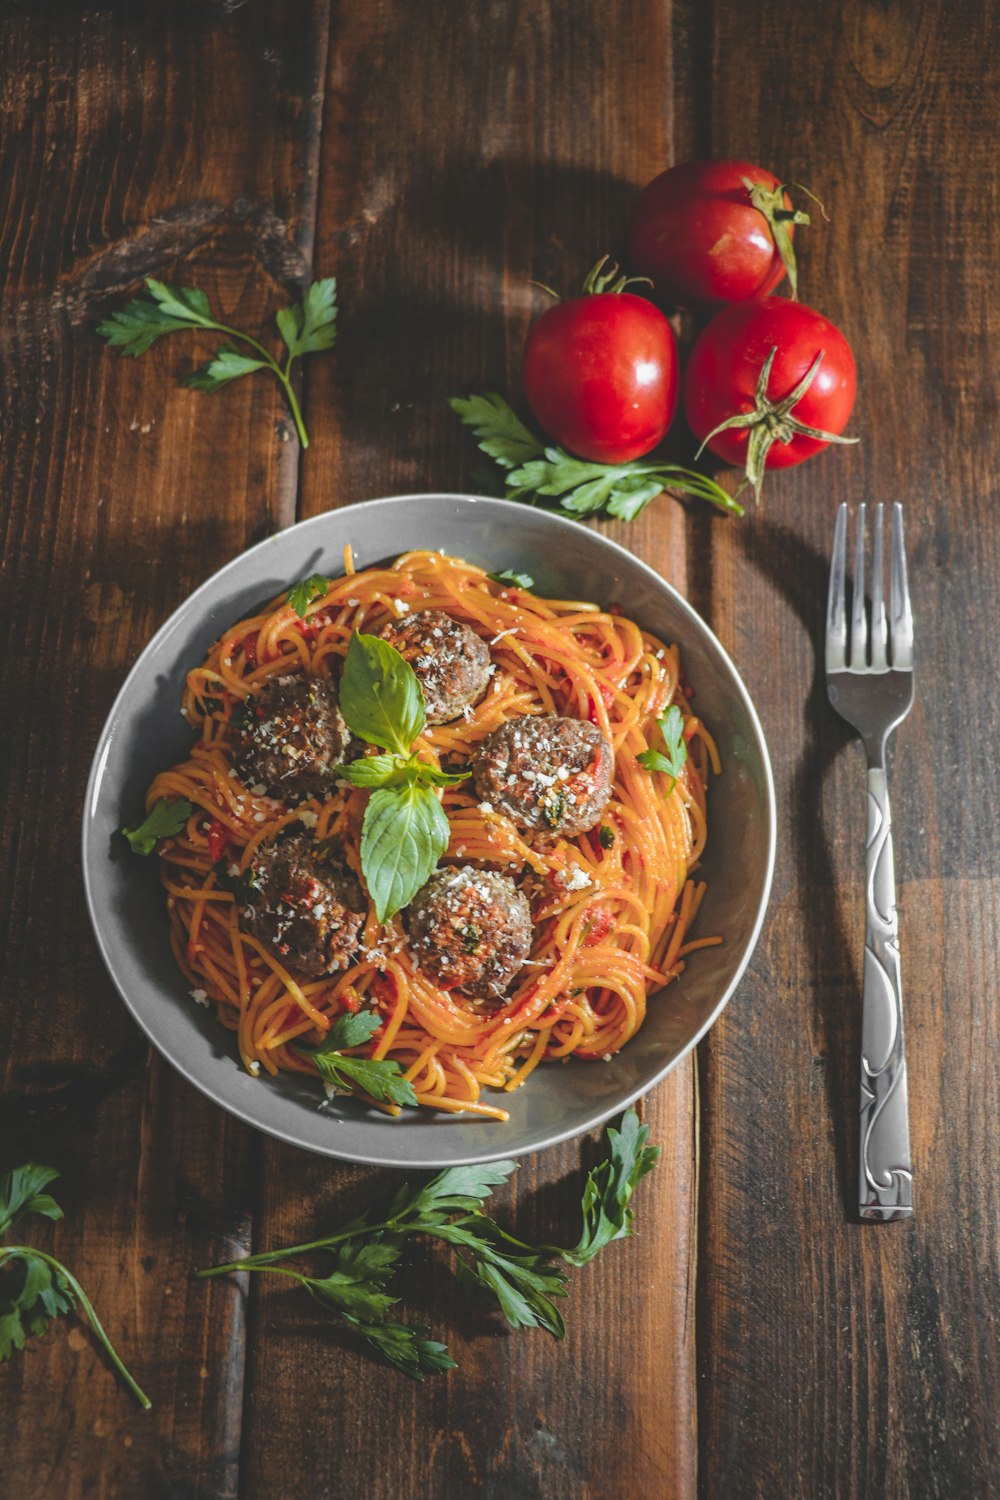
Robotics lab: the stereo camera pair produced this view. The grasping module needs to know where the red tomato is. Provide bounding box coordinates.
[521,264,679,463]
[628,159,807,309]
[683,297,857,497]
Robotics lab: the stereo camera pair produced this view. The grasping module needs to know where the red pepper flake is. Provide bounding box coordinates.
[582,907,614,946]
[207,819,231,863]
[239,632,259,667]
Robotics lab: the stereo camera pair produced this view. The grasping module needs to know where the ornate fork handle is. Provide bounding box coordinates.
[860,764,913,1220]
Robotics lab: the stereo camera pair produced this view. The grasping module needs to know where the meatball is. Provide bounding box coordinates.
[238,833,365,978]
[473,715,613,836]
[378,609,491,724]
[408,866,532,999]
[233,674,351,800]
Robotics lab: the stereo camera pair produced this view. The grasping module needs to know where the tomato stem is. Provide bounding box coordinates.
[695,346,859,504]
[740,178,826,301]
[582,255,653,297]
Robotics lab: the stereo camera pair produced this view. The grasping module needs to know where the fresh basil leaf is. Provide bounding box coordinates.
[287,572,330,618]
[184,347,268,391]
[335,755,408,788]
[360,781,449,922]
[410,762,471,788]
[276,278,338,360]
[449,393,545,470]
[486,569,535,589]
[313,1009,382,1054]
[121,798,194,855]
[340,632,425,756]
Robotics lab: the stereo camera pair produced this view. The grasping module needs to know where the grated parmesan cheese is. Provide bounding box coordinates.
[190,988,210,1007]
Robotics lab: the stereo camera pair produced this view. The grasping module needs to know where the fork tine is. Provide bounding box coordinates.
[889,503,913,669]
[826,503,848,671]
[850,502,868,668]
[870,503,888,669]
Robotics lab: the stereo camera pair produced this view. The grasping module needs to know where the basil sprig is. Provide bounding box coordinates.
[337,633,467,921]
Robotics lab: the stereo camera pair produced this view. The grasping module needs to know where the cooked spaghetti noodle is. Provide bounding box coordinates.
[147,549,719,1122]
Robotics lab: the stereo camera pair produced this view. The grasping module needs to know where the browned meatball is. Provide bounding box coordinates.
[232,675,351,801]
[473,715,613,836]
[238,833,365,978]
[378,609,491,724]
[408,866,532,999]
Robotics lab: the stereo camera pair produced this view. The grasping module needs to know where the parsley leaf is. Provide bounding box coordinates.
[0,1164,150,1407]
[451,392,744,518]
[275,278,338,360]
[184,347,268,391]
[287,572,330,618]
[314,1009,383,1052]
[312,1051,418,1108]
[448,393,545,469]
[296,1009,417,1108]
[487,568,535,589]
[0,1164,63,1237]
[98,275,338,448]
[197,1109,658,1380]
[561,1109,661,1266]
[121,797,194,855]
[636,704,688,793]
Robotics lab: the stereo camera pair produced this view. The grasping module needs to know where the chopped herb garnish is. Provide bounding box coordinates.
[542,792,566,830]
[461,925,480,954]
[121,798,194,856]
[599,824,616,849]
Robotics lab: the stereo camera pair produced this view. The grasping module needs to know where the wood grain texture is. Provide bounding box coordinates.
[242,4,699,1499]
[3,1,999,1497]
[0,2,329,1496]
[695,2,1000,1497]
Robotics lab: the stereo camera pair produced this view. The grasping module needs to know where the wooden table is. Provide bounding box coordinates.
[3,3,997,1496]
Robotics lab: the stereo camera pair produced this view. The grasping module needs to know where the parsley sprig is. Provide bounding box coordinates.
[637,704,688,793]
[98,277,337,449]
[198,1107,659,1379]
[335,633,469,922]
[298,1009,417,1109]
[450,392,744,519]
[121,797,194,855]
[0,1165,151,1408]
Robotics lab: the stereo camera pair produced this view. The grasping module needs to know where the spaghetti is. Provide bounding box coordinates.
[147,549,719,1122]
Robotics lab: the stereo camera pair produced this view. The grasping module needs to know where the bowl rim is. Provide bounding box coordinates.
[82,492,777,1165]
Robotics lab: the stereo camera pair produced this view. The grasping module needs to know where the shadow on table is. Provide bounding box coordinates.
[737,516,859,1219]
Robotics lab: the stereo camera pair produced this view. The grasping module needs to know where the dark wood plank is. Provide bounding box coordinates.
[242,4,700,1498]
[0,3,329,1495]
[696,2,1000,1496]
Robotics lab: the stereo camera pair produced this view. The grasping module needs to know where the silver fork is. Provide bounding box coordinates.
[826,502,915,1222]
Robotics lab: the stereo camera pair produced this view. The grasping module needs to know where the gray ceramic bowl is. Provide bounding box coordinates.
[83,494,775,1166]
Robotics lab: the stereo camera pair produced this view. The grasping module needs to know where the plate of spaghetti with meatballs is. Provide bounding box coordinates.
[84,494,775,1166]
